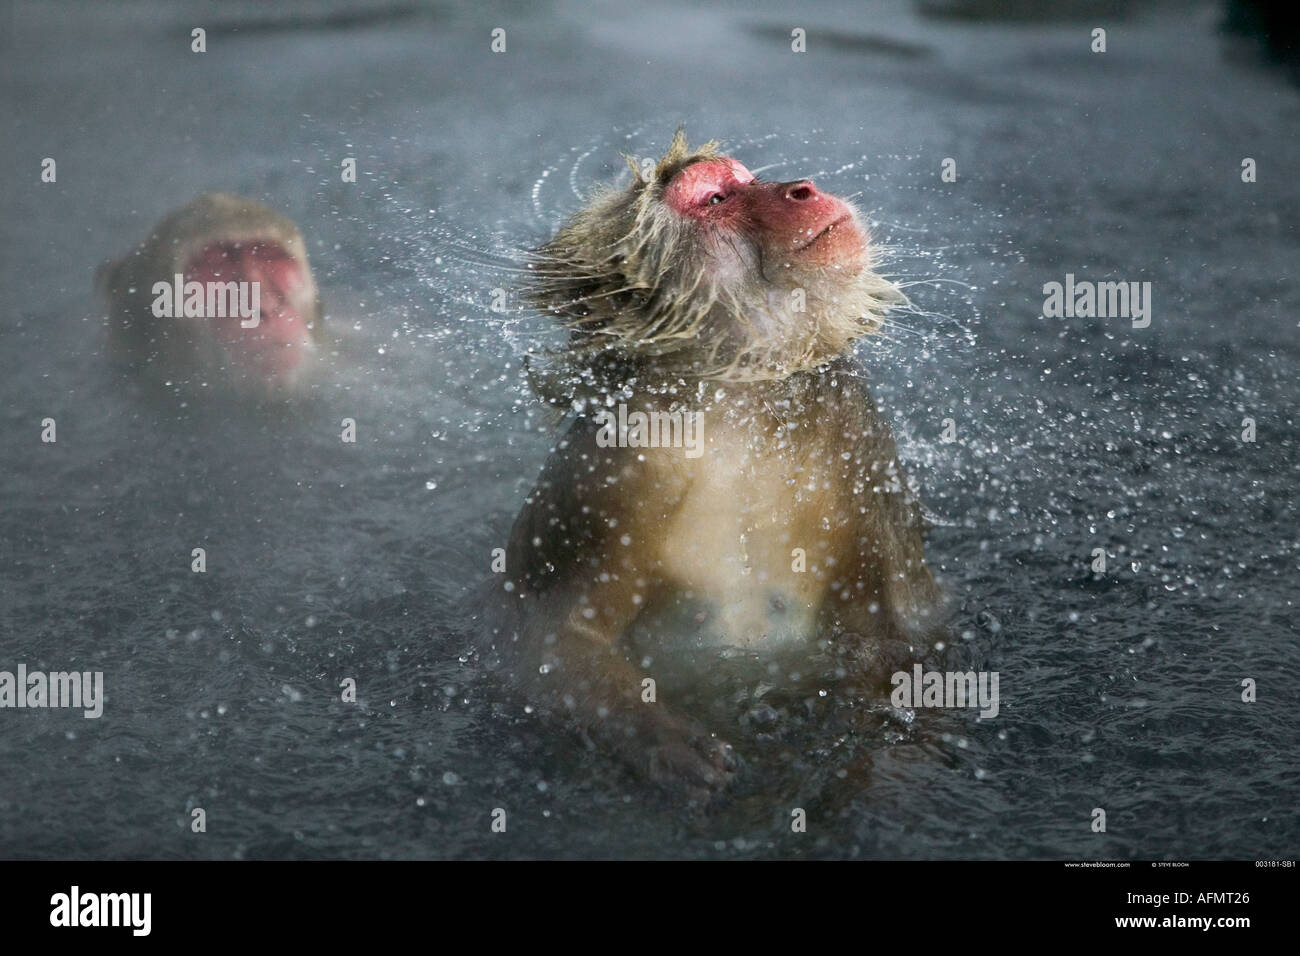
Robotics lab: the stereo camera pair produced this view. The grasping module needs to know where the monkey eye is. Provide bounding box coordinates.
[664,158,754,215]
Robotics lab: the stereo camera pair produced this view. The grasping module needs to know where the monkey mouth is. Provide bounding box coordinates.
[212,307,314,380]
[798,216,852,251]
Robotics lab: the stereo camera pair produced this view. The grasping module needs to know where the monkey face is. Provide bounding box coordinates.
[526,134,904,390]
[101,194,324,398]
[662,157,869,275]
[184,238,319,385]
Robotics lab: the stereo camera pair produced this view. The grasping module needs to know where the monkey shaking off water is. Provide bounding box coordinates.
[488,132,943,802]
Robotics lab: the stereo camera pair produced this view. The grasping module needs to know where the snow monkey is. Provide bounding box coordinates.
[487,131,942,802]
[97,193,322,395]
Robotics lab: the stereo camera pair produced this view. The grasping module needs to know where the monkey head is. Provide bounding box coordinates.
[98,193,322,396]
[527,131,904,394]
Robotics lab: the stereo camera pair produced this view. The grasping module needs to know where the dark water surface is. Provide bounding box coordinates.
[1,0,1297,859]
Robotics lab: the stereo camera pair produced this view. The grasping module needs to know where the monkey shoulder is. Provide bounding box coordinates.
[505,413,688,587]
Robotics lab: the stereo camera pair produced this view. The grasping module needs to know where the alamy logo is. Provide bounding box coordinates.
[1042,273,1151,328]
[0,665,103,718]
[50,886,151,936]
[151,274,261,327]
[891,664,1000,718]
[594,403,704,459]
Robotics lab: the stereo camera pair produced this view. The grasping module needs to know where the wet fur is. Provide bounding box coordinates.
[487,133,940,801]
[526,130,905,402]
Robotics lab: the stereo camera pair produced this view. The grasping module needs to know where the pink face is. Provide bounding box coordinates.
[185,240,316,379]
[662,157,867,268]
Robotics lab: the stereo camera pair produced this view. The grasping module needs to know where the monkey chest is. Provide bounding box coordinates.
[647,440,848,651]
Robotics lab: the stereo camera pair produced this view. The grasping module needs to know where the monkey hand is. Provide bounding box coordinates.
[637,711,740,804]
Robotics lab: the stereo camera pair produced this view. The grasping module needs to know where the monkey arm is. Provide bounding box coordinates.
[817,364,943,665]
[495,417,735,796]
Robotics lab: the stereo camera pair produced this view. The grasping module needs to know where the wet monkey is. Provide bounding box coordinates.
[487,132,943,801]
[97,193,322,396]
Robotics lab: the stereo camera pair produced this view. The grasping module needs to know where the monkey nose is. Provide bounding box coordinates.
[784,181,819,202]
